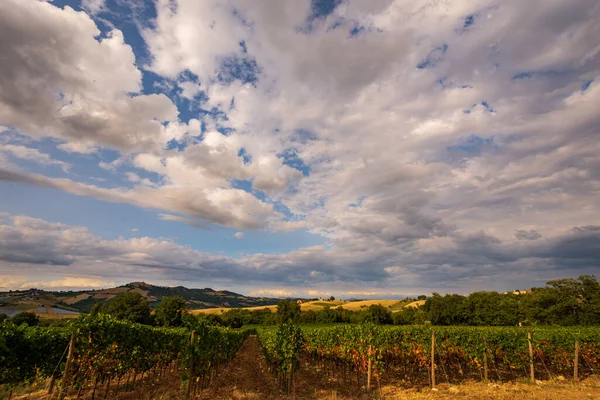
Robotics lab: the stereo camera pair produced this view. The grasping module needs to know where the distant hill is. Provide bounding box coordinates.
[0,282,300,314]
[194,298,415,315]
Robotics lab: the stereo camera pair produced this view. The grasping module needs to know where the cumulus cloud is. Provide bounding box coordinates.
[142,0,600,249]
[0,0,178,153]
[234,232,244,239]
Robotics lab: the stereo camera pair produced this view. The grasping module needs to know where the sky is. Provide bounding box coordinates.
[0,0,599,298]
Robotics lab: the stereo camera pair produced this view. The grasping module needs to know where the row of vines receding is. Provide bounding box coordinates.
[256,324,600,393]
[302,325,600,388]
[0,315,250,399]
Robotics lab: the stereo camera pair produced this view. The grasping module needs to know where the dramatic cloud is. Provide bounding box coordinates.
[0,214,599,295]
[0,0,599,294]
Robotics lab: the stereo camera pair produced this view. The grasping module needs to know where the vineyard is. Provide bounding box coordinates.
[2,319,600,399]
[0,315,249,399]
[256,324,600,392]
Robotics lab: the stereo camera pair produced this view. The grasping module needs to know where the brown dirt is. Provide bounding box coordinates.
[196,335,283,399]
[379,378,600,399]
[292,362,600,399]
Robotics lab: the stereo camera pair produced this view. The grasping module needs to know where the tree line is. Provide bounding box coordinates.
[205,275,599,327]
[397,275,600,326]
[3,275,598,328]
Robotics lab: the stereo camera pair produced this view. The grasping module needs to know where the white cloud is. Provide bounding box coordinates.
[19,277,114,290]
[0,145,70,172]
[81,0,106,14]
[307,290,332,297]
[234,232,244,239]
[249,289,295,297]
[0,0,179,153]
[57,141,97,154]
[0,169,281,230]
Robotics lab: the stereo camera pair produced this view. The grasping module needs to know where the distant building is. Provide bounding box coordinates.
[504,290,530,295]
[297,299,303,304]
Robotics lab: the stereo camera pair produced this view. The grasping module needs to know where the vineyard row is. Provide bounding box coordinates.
[0,315,250,399]
[257,324,600,391]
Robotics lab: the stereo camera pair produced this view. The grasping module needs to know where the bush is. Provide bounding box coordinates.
[11,311,39,326]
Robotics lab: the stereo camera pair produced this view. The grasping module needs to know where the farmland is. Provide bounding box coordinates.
[3,320,600,399]
[192,299,414,315]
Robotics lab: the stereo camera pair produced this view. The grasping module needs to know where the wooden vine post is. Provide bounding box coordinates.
[48,375,56,395]
[287,364,293,395]
[574,340,579,383]
[528,332,534,383]
[58,332,77,400]
[483,337,488,383]
[431,331,436,389]
[186,330,196,400]
[367,345,372,391]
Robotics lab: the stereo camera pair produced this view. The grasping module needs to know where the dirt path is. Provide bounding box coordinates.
[197,335,283,400]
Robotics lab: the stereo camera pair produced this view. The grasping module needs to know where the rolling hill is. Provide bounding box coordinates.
[0,282,299,315]
[0,282,415,319]
[193,298,417,315]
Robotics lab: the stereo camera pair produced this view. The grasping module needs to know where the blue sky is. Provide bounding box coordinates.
[0,0,599,297]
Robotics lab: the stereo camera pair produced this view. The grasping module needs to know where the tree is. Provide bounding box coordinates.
[298,310,317,323]
[424,293,467,325]
[393,307,417,325]
[154,296,187,327]
[0,313,8,323]
[89,302,104,316]
[276,300,301,323]
[527,275,600,326]
[362,305,392,325]
[316,306,337,324]
[219,308,252,328]
[328,296,336,301]
[105,292,150,324]
[578,275,600,325]
[11,311,39,326]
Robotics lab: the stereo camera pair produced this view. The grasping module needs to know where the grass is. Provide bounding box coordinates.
[404,300,426,309]
[337,299,402,311]
[37,312,78,320]
[192,305,277,315]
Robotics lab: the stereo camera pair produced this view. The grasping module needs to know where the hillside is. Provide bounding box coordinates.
[0,282,294,315]
[193,298,414,315]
